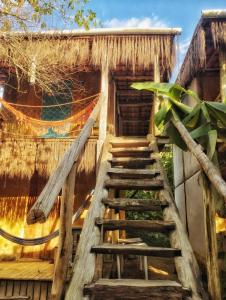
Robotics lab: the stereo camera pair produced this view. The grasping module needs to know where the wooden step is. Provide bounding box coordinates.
[105,179,163,190]
[109,157,155,168]
[102,198,168,211]
[110,138,149,148]
[95,218,175,232]
[110,147,152,157]
[108,168,160,179]
[84,279,191,299]
[91,243,181,257]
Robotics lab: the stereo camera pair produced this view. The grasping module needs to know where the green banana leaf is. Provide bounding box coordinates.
[207,130,217,160]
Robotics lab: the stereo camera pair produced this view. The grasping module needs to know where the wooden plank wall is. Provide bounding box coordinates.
[0,280,52,300]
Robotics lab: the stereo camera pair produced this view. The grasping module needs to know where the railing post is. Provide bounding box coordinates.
[150,54,160,135]
[51,163,77,300]
[97,64,109,160]
[220,49,226,102]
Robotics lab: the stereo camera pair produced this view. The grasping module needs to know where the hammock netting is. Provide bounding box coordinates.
[0,93,99,138]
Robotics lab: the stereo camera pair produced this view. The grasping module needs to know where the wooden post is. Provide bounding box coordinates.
[150,54,160,135]
[97,64,109,159]
[51,163,77,300]
[220,49,226,102]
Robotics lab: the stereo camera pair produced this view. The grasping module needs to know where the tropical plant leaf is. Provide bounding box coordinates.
[182,103,201,128]
[190,124,210,140]
[154,100,172,127]
[207,130,217,160]
[166,123,188,151]
[201,102,211,123]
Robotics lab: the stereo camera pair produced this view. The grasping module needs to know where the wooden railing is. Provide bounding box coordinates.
[26,98,102,225]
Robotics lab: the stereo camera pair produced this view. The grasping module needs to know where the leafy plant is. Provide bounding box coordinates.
[132,82,226,161]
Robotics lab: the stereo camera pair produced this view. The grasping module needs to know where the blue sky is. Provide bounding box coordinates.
[87,0,226,74]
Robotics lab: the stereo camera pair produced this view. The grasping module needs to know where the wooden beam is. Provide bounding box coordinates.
[114,75,153,81]
[220,49,226,102]
[51,164,76,300]
[119,102,151,108]
[26,99,101,224]
[150,54,160,134]
[65,139,111,300]
[95,218,175,232]
[97,64,109,158]
[84,279,190,299]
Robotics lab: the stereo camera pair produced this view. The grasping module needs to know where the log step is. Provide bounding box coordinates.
[110,147,152,157]
[91,243,181,257]
[108,167,160,179]
[95,218,175,232]
[102,198,168,211]
[110,139,149,148]
[109,157,155,168]
[84,279,191,298]
[105,178,164,190]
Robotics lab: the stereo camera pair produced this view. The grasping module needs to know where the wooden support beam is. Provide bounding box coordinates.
[26,99,101,224]
[97,64,109,159]
[65,139,111,300]
[150,54,160,135]
[105,178,163,190]
[51,164,76,300]
[220,49,226,102]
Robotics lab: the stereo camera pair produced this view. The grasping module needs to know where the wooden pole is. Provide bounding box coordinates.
[220,49,226,102]
[27,99,101,224]
[97,64,109,159]
[150,54,160,135]
[65,138,111,300]
[51,163,77,300]
[172,119,226,202]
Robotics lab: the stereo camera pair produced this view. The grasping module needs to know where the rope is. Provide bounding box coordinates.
[5,93,100,108]
[0,192,93,246]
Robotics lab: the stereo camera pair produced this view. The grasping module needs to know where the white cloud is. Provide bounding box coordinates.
[103,16,167,29]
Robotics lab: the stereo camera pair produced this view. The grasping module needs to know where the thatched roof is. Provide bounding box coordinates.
[177,10,226,87]
[0,27,181,75]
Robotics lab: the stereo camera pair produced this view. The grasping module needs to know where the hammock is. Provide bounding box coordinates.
[0,192,92,246]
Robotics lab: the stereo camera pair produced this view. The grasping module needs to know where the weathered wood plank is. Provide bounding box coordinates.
[91,243,181,257]
[105,178,163,190]
[0,297,30,300]
[110,139,149,148]
[51,164,76,300]
[102,198,168,211]
[110,147,152,157]
[95,218,175,232]
[109,157,155,168]
[27,98,101,224]
[84,279,191,298]
[108,168,160,179]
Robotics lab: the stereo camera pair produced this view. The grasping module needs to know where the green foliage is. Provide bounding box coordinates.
[132,82,226,161]
[0,0,96,31]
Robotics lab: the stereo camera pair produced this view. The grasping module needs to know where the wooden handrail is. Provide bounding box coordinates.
[26,98,102,225]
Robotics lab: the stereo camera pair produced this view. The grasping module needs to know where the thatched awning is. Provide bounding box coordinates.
[0,27,181,75]
[177,10,226,87]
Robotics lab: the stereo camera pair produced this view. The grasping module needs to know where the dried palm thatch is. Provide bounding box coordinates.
[177,27,206,86]
[211,21,226,49]
[0,137,96,180]
[0,32,177,94]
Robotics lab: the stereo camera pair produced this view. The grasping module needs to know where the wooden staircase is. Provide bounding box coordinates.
[82,136,203,300]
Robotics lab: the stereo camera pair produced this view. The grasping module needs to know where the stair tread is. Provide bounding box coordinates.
[110,139,149,149]
[95,218,175,232]
[108,167,159,176]
[105,178,164,190]
[91,243,181,257]
[102,198,168,211]
[110,157,154,162]
[84,279,191,298]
